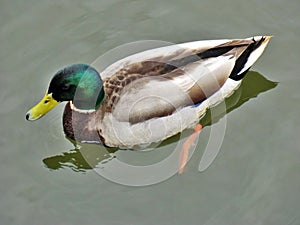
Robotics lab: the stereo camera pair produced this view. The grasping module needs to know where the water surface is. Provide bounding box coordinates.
[1,0,300,224]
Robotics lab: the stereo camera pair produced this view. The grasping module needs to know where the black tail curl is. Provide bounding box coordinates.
[229,37,266,81]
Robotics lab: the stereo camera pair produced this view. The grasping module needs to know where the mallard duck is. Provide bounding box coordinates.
[26,36,271,148]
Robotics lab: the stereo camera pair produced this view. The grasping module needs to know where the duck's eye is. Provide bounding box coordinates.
[44,99,50,104]
[62,84,71,90]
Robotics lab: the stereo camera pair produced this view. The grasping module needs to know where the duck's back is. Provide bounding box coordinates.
[101,36,271,123]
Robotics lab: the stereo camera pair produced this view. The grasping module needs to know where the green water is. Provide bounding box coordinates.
[1,0,300,224]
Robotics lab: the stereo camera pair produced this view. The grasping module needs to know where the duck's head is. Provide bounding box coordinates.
[26,64,105,121]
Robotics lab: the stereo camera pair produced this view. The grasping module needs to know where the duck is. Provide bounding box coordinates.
[26,36,271,148]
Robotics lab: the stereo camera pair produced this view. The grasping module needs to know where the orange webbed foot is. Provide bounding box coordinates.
[178,124,202,174]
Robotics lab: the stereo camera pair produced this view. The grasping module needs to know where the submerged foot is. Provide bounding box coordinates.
[178,124,202,174]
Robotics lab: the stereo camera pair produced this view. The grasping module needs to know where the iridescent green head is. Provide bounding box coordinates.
[26,64,105,121]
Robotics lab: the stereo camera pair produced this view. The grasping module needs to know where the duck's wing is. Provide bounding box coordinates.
[103,36,271,123]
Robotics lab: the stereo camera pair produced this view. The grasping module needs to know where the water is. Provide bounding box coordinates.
[1,0,300,224]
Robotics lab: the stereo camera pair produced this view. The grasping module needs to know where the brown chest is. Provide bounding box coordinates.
[62,102,104,144]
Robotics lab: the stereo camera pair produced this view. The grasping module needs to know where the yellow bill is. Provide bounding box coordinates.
[26,92,59,121]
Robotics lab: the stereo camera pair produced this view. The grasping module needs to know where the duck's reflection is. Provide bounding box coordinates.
[43,71,277,171]
[43,143,118,172]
